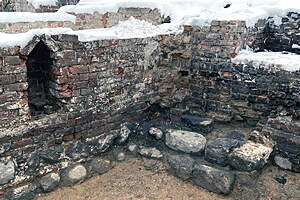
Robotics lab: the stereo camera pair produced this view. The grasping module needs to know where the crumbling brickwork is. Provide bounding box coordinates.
[0,12,300,199]
[0,8,163,33]
[248,12,300,54]
[0,0,79,12]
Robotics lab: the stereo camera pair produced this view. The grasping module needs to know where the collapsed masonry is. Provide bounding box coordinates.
[0,7,299,200]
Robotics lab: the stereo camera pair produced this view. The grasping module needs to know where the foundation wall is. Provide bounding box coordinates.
[0,16,299,199]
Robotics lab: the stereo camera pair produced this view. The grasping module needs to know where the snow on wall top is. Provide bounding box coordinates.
[0,11,76,23]
[27,0,58,9]
[232,50,300,72]
[59,0,300,27]
[0,17,181,48]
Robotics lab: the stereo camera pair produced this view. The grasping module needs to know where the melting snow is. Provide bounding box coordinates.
[292,44,300,49]
[27,0,58,9]
[59,0,300,27]
[0,11,76,23]
[0,28,72,48]
[232,50,300,72]
[0,17,182,48]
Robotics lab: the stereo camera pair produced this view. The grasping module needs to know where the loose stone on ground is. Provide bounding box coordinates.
[228,141,273,171]
[165,129,206,154]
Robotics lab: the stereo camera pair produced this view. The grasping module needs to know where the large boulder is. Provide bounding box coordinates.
[165,129,206,154]
[181,115,213,134]
[228,141,273,171]
[0,159,15,185]
[205,138,241,166]
[192,164,235,194]
[166,155,195,180]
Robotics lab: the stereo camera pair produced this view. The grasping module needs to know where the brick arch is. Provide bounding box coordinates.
[20,35,60,57]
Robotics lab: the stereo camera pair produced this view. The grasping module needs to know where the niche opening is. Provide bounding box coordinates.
[26,41,58,118]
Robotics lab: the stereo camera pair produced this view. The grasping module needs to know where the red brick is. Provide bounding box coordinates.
[69,65,89,74]
[12,138,33,149]
[55,76,69,84]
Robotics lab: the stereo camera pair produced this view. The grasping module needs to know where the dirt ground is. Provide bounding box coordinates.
[36,122,300,200]
[36,157,229,200]
[36,157,300,200]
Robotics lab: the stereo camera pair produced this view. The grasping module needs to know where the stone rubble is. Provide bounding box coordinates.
[62,164,87,186]
[89,158,113,175]
[165,129,207,154]
[148,127,164,140]
[0,4,299,199]
[181,115,214,134]
[205,138,242,166]
[192,164,235,195]
[228,141,273,171]
[0,159,15,186]
[39,173,60,193]
[138,146,163,159]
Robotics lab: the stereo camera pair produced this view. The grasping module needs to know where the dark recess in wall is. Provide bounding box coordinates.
[26,41,58,118]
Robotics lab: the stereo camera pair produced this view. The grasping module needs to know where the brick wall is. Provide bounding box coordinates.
[0,8,163,33]
[0,0,78,12]
[0,33,170,192]
[248,12,300,54]
[0,16,300,196]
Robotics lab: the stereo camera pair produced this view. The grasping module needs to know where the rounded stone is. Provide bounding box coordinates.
[0,159,15,186]
[68,165,87,180]
[62,164,87,186]
[90,158,112,174]
[138,147,163,159]
[128,144,138,152]
[149,127,163,139]
[116,152,126,161]
[274,155,292,170]
[39,173,60,192]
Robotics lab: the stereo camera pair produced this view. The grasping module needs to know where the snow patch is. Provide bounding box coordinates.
[0,28,72,48]
[27,0,58,9]
[292,44,300,49]
[232,50,300,72]
[73,17,182,41]
[0,12,76,23]
[59,0,300,27]
[0,17,181,48]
